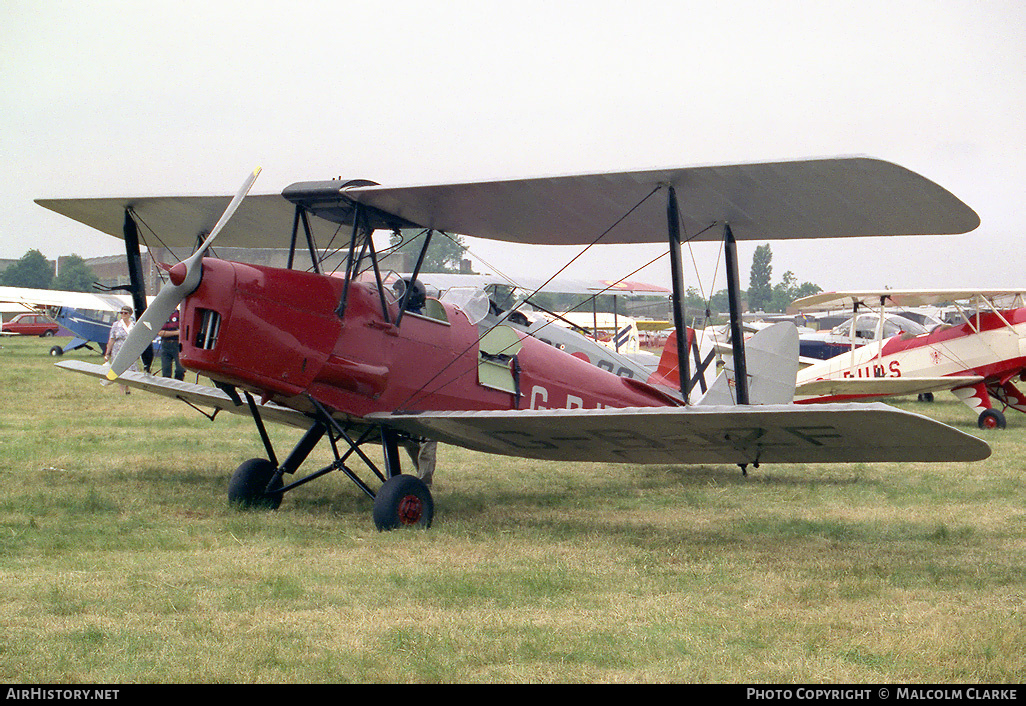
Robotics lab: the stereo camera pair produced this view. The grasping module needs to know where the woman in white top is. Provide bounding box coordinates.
[104,306,137,394]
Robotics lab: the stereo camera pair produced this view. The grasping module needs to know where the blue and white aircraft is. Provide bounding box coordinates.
[0,286,155,357]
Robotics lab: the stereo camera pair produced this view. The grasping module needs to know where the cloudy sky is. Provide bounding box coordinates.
[3,0,1024,297]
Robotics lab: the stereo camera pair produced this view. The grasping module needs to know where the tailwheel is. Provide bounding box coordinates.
[977,408,1007,430]
[373,474,434,531]
[228,458,284,510]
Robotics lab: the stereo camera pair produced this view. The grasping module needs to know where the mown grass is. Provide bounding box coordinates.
[0,335,1023,683]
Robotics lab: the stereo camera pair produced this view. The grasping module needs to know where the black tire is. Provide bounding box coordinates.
[42,330,55,338]
[373,474,433,531]
[228,458,283,510]
[49,345,63,357]
[978,408,1007,430]
[917,392,934,403]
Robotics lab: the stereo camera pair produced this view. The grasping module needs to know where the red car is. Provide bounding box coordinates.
[1,313,60,337]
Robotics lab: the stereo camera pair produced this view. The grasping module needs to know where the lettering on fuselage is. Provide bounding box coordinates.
[843,360,901,379]
[530,385,605,410]
[535,337,635,378]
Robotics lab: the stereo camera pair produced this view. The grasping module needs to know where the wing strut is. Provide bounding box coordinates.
[666,187,691,403]
[722,223,750,405]
[287,206,322,274]
[395,229,434,327]
[122,210,153,373]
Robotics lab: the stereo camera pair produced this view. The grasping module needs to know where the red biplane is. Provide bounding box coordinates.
[39,158,989,529]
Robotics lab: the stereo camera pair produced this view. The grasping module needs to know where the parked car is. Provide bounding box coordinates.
[1,313,60,337]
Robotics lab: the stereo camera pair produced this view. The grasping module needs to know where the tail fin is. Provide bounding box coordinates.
[647,327,723,399]
[649,327,691,391]
[697,322,800,405]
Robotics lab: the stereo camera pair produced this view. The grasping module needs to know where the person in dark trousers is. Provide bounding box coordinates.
[159,308,185,380]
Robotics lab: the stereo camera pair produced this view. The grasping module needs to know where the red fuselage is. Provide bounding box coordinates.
[178,260,681,420]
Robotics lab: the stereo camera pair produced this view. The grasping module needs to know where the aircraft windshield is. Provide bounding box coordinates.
[440,287,491,325]
[831,314,929,339]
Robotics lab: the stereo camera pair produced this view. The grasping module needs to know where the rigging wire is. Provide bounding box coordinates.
[394,185,668,410]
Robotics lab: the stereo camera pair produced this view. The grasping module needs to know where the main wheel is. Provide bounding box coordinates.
[49,345,63,357]
[373,474,434,531]
[978,408,1007,430]
[228,458,283,510]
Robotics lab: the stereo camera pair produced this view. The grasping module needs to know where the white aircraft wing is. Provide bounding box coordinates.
[368,403,989,465]
[38,157,978,249]
[0,285,138,312]
[790,289,1026,312]
[55,360,311,429]
[796,375,985,398]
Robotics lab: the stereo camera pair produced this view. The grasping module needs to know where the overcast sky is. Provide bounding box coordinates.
[3,0,1024,297]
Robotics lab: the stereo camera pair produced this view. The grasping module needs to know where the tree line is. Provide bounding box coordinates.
[0,249,98,292]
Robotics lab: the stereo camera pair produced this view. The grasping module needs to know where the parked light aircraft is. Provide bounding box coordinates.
[37,158,989,529]
[792,289,1026,429]
[0,285,158,358]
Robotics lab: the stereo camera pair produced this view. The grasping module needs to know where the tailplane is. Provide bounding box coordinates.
[697,322,800,405]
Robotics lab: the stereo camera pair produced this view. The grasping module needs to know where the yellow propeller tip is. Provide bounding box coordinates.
[106,370,118,381]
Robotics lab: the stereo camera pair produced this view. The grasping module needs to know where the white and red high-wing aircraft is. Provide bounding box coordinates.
[36,158,990,529]
[792,290,1026,429]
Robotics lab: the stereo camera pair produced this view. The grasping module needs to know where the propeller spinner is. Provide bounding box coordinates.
[107,167,262,379]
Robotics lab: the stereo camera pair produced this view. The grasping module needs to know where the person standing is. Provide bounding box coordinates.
[104,306,137,394]
[159,308,185,380]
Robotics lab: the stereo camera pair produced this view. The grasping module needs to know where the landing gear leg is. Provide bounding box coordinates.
[229,394,434,529]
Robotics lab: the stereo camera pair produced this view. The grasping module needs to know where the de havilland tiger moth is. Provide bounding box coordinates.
[37,157,990,529]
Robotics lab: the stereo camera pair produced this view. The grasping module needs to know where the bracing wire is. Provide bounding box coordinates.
[394,185,667,410]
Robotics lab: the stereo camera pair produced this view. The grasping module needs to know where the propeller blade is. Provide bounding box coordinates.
[107,167,262,380]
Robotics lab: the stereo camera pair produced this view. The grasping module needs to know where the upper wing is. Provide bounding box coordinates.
[55,360,312,429]
[368,403,989,465]
[38,157,978,248]
[340,157,979,245]
[0,285,133,312]
[34,193,375,250]
[790,289,1026,312]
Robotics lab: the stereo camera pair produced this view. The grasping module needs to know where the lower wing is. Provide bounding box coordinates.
[56,360,311,429]
[369,404,989,465]
[795,375,983,400]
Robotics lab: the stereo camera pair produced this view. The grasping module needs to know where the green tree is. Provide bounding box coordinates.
[747,244,773,312]
[768,269,822,313]
[0,249,53,289]
[389,229,468,273]
[53,254,97,292]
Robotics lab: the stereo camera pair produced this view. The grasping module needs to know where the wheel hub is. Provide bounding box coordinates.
[397,494,424,525]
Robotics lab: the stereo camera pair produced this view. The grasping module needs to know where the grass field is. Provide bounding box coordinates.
[0,334,1023,683]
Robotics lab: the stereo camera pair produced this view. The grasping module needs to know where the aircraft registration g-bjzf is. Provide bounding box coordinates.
[37,157,989,530]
